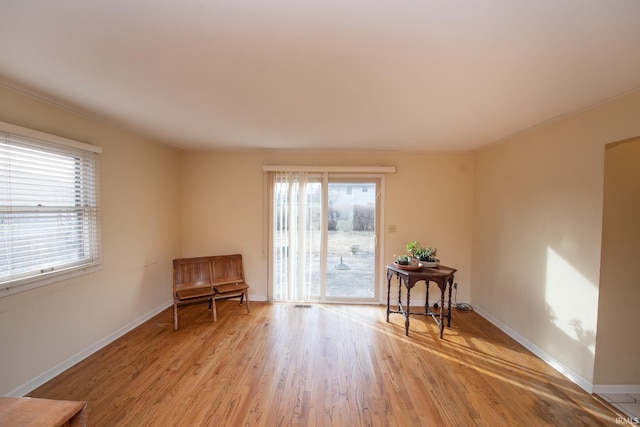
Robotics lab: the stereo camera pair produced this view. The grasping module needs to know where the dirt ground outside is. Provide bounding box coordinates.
[274,230,377,299]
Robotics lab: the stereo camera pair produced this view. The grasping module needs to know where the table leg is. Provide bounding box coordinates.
[439,287,445,339]
[386,275,391,322]
[425,280,429,314]
[405,283,411,336]
[447,278,453,327]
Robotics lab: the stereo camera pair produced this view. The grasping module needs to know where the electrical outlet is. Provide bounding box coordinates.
[388,224,397,233]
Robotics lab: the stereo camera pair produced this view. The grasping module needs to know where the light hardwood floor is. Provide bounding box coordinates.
[29,301,620,426]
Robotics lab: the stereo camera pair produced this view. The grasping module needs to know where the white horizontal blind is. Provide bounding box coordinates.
[0,131,101,291]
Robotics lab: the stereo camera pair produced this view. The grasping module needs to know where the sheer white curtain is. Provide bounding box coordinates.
[271,171,321,301]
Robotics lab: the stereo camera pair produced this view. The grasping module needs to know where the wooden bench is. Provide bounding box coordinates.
[173,254,250,330]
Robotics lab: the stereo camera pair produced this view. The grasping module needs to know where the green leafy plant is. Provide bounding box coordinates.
[416,246,438,262]
[405,241,421,257]
[397,241,439,264]
[395,255,409,265]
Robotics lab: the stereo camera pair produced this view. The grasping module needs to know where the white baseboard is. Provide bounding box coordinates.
[9,296,269,396]
[247,294,268,302]
[473,305,594,394]
[592,384,640,394]
[9,300,173,397]
[476,307,640,395]
[17,298,632,399]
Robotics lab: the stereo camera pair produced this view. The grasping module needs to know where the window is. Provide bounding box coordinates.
[0,122,102,296]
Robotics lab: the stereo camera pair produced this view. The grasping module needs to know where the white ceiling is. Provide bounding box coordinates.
[1,1,640,152]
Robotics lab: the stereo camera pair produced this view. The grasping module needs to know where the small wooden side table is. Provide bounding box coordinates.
[386,263,457,338]
[0,396,87,427]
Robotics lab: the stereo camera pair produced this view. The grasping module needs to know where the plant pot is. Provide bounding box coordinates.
[421,261,439,268]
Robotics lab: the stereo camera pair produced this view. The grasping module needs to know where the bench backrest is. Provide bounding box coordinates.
[173,257,214,294]
[173,254,246,289]
[210,254,246,286]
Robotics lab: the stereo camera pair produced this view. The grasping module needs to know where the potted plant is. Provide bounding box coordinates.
[406,241,421,257]
[416,246,439,267]
[395,241,440,268]
[405,241,421,266]
[395,254,410,265]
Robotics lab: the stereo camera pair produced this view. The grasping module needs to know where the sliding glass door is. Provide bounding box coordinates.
[325,180,377,299]
[270,173,381,303]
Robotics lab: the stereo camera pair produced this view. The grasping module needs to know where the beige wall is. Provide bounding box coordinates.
[3,77,637,396]
[472,90,640,385]
[0,85,474,395]
[180,150,475,303]
[594,137,640,385]
[0,85,182,394]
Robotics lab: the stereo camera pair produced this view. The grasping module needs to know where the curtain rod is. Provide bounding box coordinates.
[262,165,396,173]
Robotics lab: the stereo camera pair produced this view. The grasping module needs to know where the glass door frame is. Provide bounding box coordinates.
[267,172,385,304]
[322,173,382,304]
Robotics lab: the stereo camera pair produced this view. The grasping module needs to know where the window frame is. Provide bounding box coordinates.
[0,121,103,297]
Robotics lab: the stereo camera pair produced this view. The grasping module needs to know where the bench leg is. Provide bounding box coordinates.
[244,292,250,314]
[212,299,217,322]
[173,303,178,330]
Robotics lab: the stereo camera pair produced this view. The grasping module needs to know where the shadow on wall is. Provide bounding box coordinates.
[543,303,597,359]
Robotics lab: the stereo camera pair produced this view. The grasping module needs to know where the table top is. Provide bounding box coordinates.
[386,263,457,278]
[0,396,86,427]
